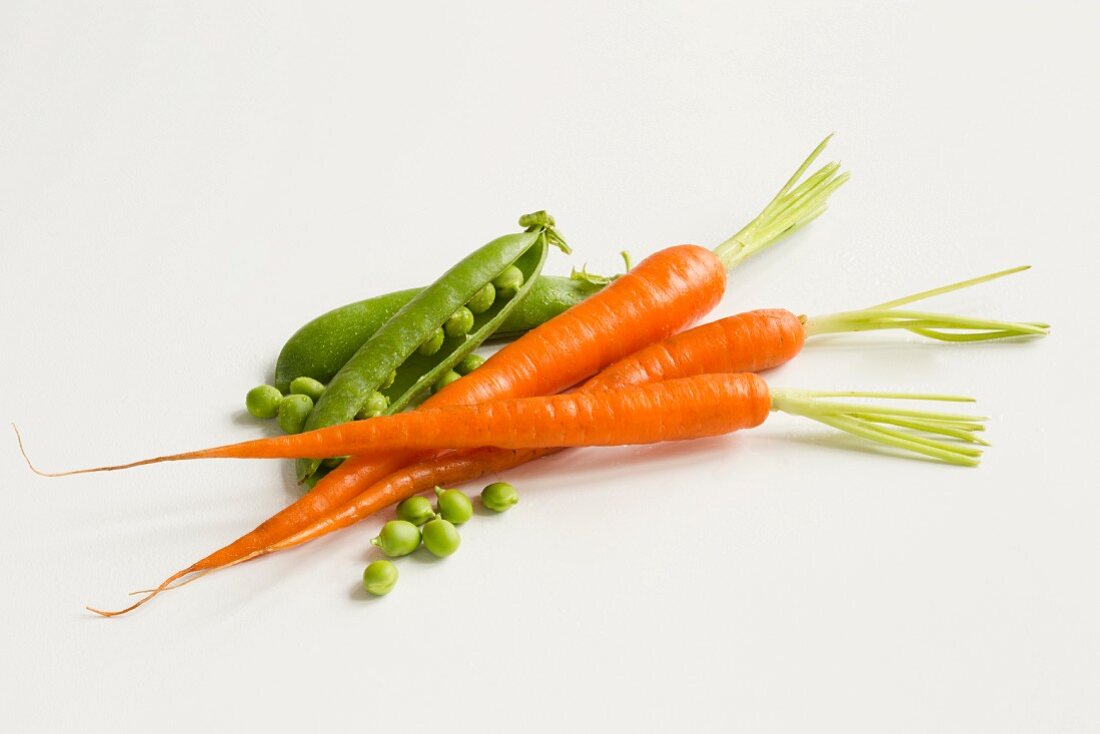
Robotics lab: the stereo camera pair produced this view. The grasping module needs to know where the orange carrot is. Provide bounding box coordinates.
[264,267,1045,558]
[32,246,727,476]
[204,309,803,562]
[79,139,848,614]
[83,245,727,614]
[67,375,780,468]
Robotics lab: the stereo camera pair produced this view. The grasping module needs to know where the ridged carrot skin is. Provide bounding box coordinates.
[223,246,723,517]
[91,245,727,615]
[253,376,770,554]
[266,309,806,554]
[139,373,773,459]
[218,310,805,459]
[589,308,804,389]
[57,306,794,473]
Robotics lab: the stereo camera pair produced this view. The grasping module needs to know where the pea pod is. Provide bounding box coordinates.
[378,237,557,414]
[274,275,603,393]
[296,213,568,481]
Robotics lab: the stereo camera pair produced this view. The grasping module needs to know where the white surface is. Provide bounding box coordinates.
[1,2,1098,732]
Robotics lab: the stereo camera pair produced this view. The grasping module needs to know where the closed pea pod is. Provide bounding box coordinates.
[273,274,604,393]
[296,213,569,481]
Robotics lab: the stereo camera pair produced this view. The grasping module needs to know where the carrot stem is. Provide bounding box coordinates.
[866,265,1031,310]
[769,389,987,466]
[713,135,850,269]
[804,266,1050,341]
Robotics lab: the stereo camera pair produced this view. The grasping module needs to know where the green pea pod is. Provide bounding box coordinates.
[381,235,551,413]
[274,275,602,393]
[296,214,567,481]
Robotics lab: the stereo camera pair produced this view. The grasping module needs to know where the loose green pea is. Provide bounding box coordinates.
[396,495,435,526]
[454,353,485,376]
[289,376,325,402]
[371,520,421,557]
[418,327,445,356]
[356,390,389,420]
[435,486,473,524]
[466,283,496,314]
[362,560,398,596]
[278,393,313,434]
[433,370,462,393]
[493,265,524,299]
[481,482,519,512]
[422,517,461,557]
[444,307,475,339]
[246,384,283,419]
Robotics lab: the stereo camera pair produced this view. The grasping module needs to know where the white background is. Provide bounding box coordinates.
[1,2,1097,732]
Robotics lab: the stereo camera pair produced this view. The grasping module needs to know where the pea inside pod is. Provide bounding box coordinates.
[295,213,569,482]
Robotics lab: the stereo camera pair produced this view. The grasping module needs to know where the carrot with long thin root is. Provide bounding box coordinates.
[23,264,1044,476]
[65,267,1044,616]
[65,138,848,615]
[87,373,983,616]
[258,265,1045,558]
[90,372,984,615]
[264,382,986,557]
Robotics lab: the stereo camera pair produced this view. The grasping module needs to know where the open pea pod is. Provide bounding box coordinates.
[380,236,551,413]
[296,212,567,482]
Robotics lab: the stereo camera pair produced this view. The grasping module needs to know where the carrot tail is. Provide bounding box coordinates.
[14,423,240,478]
[14,422,334,478]
[86,565,200,617]
[128,570,210,595]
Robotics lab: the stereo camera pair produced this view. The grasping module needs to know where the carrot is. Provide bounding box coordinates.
[29,248,737,474]
[269,380,990,557]
[75,139,848,615]
[30,290,774,473]
[37,264,1045,473]
[260,267,1046,558]
[63,375,779,467]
